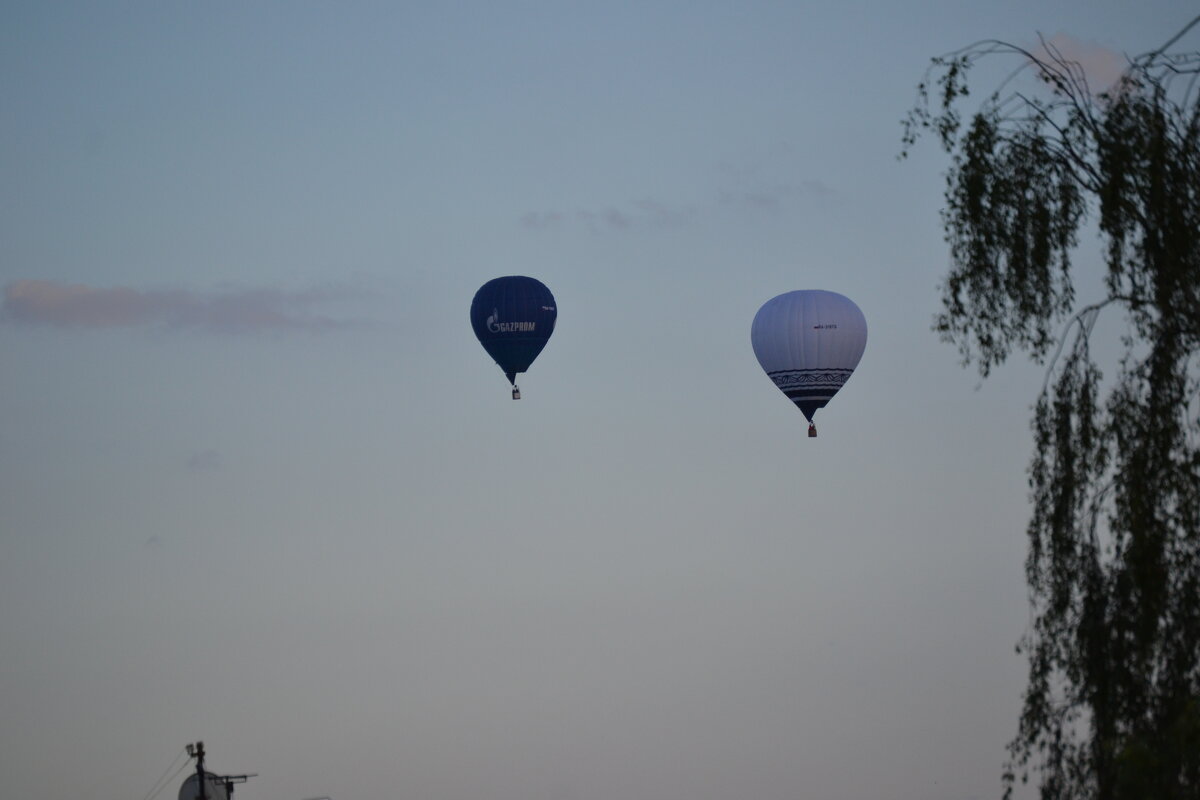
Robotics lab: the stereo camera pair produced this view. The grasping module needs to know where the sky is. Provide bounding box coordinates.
[1,3,1194,800]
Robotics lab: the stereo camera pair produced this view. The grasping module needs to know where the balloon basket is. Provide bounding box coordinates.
[512,386,521,400]
[808,423,817,438]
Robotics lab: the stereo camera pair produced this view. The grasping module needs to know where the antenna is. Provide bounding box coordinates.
[191,741,207,800]
[216,773,258,800]
[182,741,256,800]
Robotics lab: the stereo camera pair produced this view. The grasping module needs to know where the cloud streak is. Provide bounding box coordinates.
[520,184,834,233]
[521,200,697,233]
[1036,33,1130,93]
[520,148,837,233]
[186,450,223,472]
[718,179,834,210]
[2,280,358,333]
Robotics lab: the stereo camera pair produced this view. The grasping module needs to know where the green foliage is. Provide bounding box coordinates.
[904,17,1200,800]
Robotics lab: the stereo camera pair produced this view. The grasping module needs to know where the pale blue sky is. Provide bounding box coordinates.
[1,3,1192,800]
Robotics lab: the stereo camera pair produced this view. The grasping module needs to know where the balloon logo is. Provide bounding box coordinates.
[751,290,867,436]
[471,276,557,399]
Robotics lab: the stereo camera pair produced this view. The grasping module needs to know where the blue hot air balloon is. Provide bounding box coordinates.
[470,276,557,398]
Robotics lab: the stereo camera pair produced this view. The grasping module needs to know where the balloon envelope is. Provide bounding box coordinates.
[470,276,557,384]
[751,290,867,423]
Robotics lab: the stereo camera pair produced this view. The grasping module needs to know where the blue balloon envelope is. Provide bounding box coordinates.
[470,276,557,389]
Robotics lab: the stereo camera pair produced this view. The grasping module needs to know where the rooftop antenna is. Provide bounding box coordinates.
[216,773,258,800]
[184,741,257,800]
[190,741,207,800]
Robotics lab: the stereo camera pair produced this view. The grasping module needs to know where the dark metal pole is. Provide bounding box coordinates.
[195,742,207,800]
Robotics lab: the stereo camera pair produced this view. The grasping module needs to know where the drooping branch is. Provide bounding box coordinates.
[905,18,1200,800]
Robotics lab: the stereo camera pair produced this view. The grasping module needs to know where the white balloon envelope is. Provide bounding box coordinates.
[751,290,867,436]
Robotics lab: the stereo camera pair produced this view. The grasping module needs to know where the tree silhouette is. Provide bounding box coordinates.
[903,16,1200,800]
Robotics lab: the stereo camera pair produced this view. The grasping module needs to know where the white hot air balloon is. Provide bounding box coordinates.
[751,290,867,437]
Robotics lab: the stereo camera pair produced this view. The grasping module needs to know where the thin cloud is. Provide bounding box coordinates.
[718,179,835,210]
[2,280,359,332]
[519,169,832,233]
[521,199,697,233]
[579,207,632,231]
[186,450,223,472]
[520,211,566,230]
[631,199,696,227]
[1036,33,1130,93]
